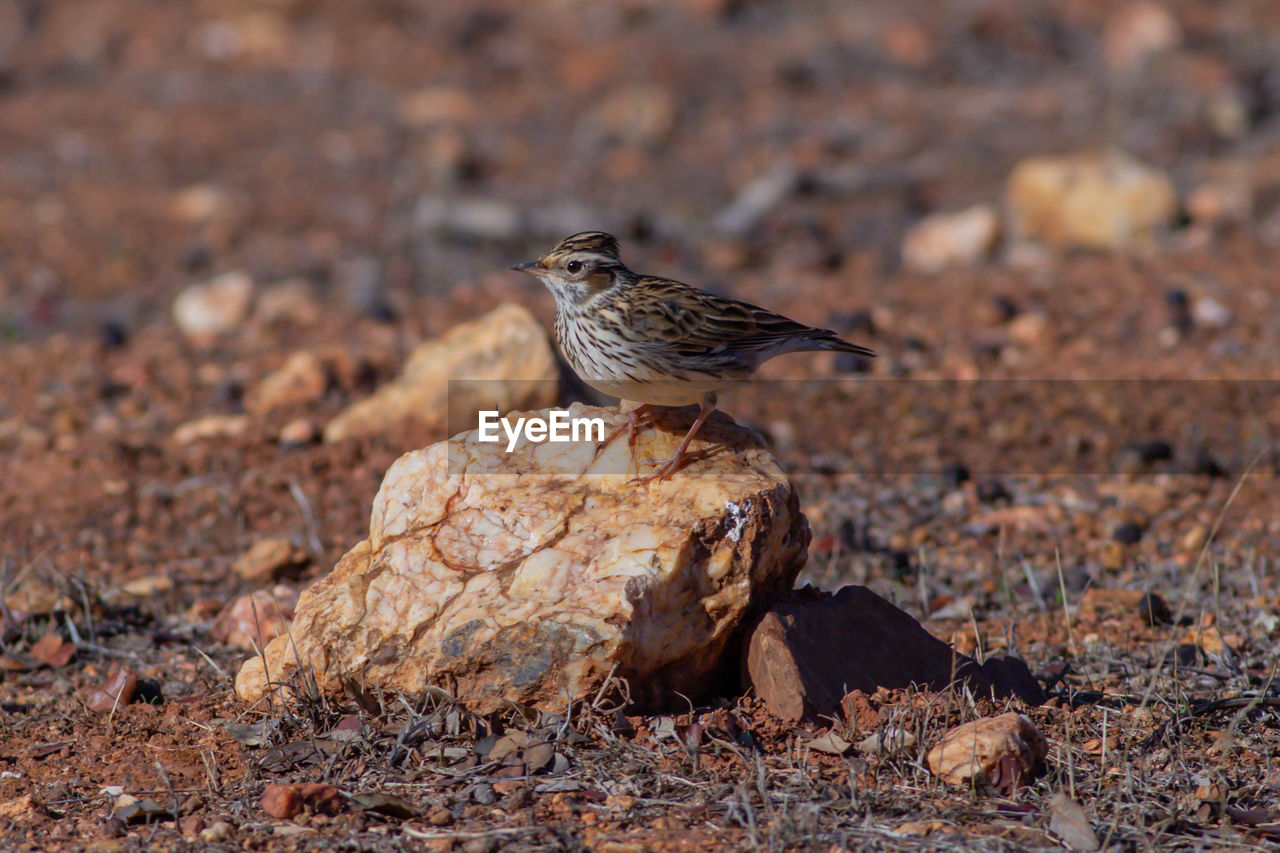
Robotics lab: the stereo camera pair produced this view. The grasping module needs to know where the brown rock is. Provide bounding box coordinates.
[1182,624,1233,657]
[245,351,329,415]
[254,279,321,327]
[200,820,234,842]
[172,271,254,340]
[120,574,174,597]
[30,632,74,668]
[86,667,139,712]
[186,598,224,623]
[491,779,525,796]
[236,405,808,713]
[323,304,557,443]
[840,690,882,732]
[902,204,1000,273]
[171,414,250,445]
[4,578,74,619]
[279,418,320,447]
[212,585,298,651]
[172,184,234,224]
[884,21,935,67]
[233,538,309,582]
[179,815,205,839]
[0,794,38,820]
[261,783,342,820]
[1006,151,1177,250]
[1100,541,1128,570]
[745,586,1044,721]
[1103,2,1181,73]
[1007,311,1055,349]
[1186,177,1252,228]
[926,713,1048,793]
[260,785,300,819]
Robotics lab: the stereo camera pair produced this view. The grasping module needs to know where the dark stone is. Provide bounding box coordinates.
[1111,521,1144,545]
[97,378,129,401]
[977,656,1046,707]
[98,321,129,349]
[1137,592,1172,626]
[365,300,398,323]
[837,518,872,552]
[1188,449,1227,478]
[976,478,1011,503]
[178,243,212,272]
[1164,643,1200,668]
[990,295,1019,323]
[1165,288,1193,332]
[745,585,1045,721]
[128,679,164,706]
[831,310,875,336]
[942,461,971,488]
[1121,439,1174,467]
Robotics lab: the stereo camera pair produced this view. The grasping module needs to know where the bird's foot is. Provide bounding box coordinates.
[631,446,720,484]
[594,405,657,460]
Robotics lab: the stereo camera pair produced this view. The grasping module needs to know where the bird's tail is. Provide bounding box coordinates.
[807,329,876,358]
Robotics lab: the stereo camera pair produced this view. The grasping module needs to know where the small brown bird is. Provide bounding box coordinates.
[512,231,875,480]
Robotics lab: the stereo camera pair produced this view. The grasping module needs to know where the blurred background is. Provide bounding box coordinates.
[3,0,1280,602]
[1,0,1277,347]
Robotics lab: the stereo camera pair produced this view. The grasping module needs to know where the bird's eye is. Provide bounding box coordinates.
[565,261,583,274]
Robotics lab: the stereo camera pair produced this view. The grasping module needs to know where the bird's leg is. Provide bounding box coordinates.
[635,396,718,483]
[594,403,656,458]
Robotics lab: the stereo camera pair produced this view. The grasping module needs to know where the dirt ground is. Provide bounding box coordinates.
[3,0,1280,850]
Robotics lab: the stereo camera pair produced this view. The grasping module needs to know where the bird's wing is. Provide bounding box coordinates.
[623,277,835,357]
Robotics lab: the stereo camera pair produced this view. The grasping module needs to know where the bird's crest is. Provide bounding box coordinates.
[544,231,622,263]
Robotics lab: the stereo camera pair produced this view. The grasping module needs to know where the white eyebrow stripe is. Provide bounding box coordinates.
[566,252,615,265]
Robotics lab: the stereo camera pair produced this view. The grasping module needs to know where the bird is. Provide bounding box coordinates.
[511,231,875,481]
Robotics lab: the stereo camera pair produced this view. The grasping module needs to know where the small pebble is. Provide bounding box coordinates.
[1192,296,1232,329]
[1111,521,1144,545]
[942,461,970,488]
[280,418,320,448]
[200,820,234,843]
[179,815,204,839]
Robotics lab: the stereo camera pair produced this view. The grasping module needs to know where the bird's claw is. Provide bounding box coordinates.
[631,446,719,484]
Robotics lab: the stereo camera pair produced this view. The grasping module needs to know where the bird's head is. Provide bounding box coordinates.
[511,231,632,308]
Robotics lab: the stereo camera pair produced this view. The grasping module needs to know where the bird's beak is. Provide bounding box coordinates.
[510,261,540,274]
